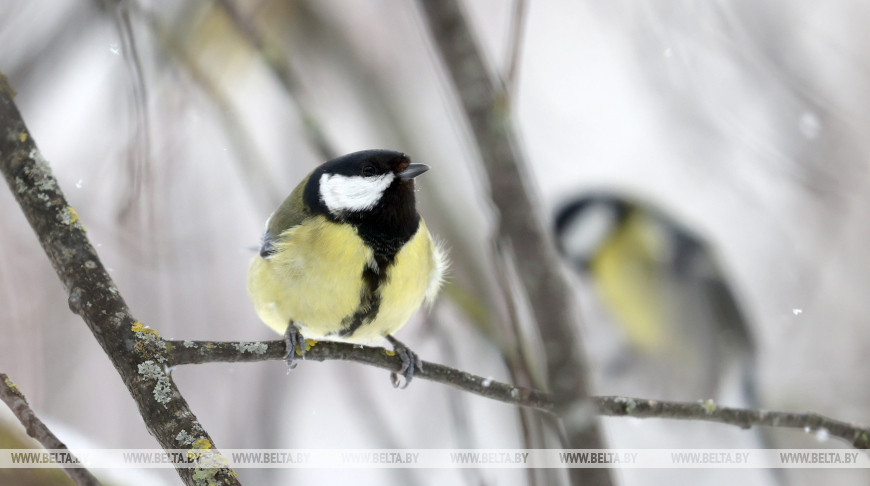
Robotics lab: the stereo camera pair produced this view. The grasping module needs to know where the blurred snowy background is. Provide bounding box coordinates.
[2,1,870,485]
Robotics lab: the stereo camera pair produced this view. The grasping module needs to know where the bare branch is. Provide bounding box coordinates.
[414,4,609,485]
[595,396,870,449]
[136,3,286,212]
[95,0,153,220]
[166,340,555,412]
[0,373,101,486]
[504,0,528,98]
[168,339,870,450]
[0,76,240,486]
[214,0,337,160]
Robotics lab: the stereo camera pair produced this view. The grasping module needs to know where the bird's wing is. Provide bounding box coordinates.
[260,174,312,257]
[687,245,758,406]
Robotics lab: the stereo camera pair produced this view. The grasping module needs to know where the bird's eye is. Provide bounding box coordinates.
[361,165,376,177]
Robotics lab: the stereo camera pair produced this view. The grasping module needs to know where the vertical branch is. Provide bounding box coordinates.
[214,0,338,161]
[96,0,154,221]
[0,75,240,486]
[415,2,612,484]
[137,3,286,212]
[503,0,528,98]
[493,241,560,486]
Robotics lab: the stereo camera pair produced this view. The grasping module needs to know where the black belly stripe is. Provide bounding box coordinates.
[337,253,390,337]
[335,216,421,338]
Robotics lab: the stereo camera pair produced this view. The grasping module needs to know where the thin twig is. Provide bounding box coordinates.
[214,0,337,160]
[493,238,558,486]
[166,339,870,449]
[503,0,528,98]
[137,2,286,212]
[166,339,554,412]
[414,5,609,485]
[95,0,153,220]
[0,373,101,486]
[594,396,870,449]
[0,76,239,486]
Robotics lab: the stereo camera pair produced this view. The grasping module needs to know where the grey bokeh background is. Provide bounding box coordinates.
[2,1,869,485]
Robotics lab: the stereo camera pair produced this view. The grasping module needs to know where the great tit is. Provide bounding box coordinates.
[247,150,446,387]
[554,193,757,405]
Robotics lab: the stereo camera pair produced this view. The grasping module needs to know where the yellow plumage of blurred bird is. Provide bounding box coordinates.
[554,192,757,404]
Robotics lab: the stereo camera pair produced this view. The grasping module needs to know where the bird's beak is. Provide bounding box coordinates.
[398,163,430,180]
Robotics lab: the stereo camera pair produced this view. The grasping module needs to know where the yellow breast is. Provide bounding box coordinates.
[592,212,666,350]
[361,221,437,341]
[247,215,440,344]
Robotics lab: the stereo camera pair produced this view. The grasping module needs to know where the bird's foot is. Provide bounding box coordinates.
[386,335,422,389]
[283,323,306,370]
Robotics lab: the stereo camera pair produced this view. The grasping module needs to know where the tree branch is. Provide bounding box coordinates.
[595,396,870,449]
[414,4,610,485]
[503,0,528,99]
[168,339,870,450]
[0,373,101,486]
[166,340,555,412]
[214,0,337,161]
[0,74,240,486]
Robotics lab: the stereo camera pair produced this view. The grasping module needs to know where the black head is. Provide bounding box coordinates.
[304,149,429,257]
[554,193,631,270]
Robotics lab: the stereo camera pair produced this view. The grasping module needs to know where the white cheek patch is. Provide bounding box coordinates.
[319,172,395,215]
[559,204,618,262]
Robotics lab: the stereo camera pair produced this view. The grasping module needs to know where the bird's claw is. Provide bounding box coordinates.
[386,335,422,389]
[284,323,305,370]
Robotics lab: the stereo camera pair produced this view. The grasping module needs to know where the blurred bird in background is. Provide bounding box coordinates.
[554,192,758,408]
